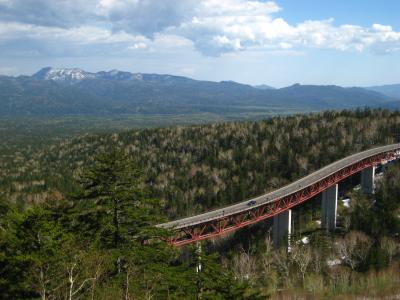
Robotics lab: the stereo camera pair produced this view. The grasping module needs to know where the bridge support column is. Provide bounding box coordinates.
[361,166,375,194]
[321,184,338,231]
[273,209,292,249]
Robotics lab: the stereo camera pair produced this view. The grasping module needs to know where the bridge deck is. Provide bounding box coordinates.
[158,143,400,230]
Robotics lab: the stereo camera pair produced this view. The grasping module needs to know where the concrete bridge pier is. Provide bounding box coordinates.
[273,209,292,249]
[361,166,375,194]
[321,184,338,231]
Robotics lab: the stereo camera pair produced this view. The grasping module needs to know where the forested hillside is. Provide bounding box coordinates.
[0,67,395,116]
[1,109,399,219]
[2,109,400,299]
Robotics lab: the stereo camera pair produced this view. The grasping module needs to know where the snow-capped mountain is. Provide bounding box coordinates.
[32,67,96,82]
[31,67,193,84]
[32,67,138,83]
[0,66,396,116]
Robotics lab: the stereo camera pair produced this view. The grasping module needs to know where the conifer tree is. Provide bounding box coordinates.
[73,146,162,248]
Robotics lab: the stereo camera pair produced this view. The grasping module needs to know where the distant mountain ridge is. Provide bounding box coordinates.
[0,67,397,116]
[253,84,276,90]
[32,67,196,84]
[32,67,95,82]
[366,84,400,99]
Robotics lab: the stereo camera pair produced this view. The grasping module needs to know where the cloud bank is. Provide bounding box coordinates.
[0,0,400,57]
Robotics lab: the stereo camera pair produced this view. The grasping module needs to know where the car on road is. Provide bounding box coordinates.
[247,200,257,206]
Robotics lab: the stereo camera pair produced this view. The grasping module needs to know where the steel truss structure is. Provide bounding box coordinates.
[168,149,398,246]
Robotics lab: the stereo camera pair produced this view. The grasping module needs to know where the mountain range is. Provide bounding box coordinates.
[366,84,400,99]
[0,67,399,116]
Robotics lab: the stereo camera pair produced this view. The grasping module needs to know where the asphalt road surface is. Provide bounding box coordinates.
[158,143,400,230]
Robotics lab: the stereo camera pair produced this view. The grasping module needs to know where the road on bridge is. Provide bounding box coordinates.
[157,143,400,245]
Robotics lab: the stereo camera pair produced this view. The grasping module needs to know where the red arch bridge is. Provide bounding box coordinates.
[157,144,400,246]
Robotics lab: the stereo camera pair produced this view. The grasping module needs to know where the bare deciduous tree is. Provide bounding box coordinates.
[61,249,106,300]
[290,244,312,282]
[66,259,96,300]
[273,248,291,279]
[123,260,137,300]
[336,231,372,271]
[311,249,323,275]
[89,254,107,300]
[232,247,257,283]
[380,236,398,264]
[37,264,50,300]
[261,236,274,274]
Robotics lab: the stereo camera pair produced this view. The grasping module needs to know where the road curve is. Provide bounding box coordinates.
[158,143,400,230]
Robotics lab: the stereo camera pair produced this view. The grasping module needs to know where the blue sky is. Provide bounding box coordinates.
[277,1,400,28]
[0,0,399,87]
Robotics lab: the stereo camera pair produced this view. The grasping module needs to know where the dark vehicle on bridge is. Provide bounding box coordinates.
[247,200,257,206]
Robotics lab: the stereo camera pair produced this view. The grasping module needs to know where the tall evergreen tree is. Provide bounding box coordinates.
[71,147,194,299]
[73,146,162,248]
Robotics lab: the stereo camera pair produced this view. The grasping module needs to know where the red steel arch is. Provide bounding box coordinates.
[159,145,400,246]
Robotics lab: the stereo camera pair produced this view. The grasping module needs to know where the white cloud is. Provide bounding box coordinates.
[0,0,99,28]
[0,21,152,57]
[0,22,142,44]
[0,21,193,57]
[171,2,400,56]
[96,0,197,37]
[128,42,147,50]
[196,0,280,17]
[0,0,400,57]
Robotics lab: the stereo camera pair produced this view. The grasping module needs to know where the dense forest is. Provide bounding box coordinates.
[0,110,400,300]
[1,109,400,298]
[1,109,399,218]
